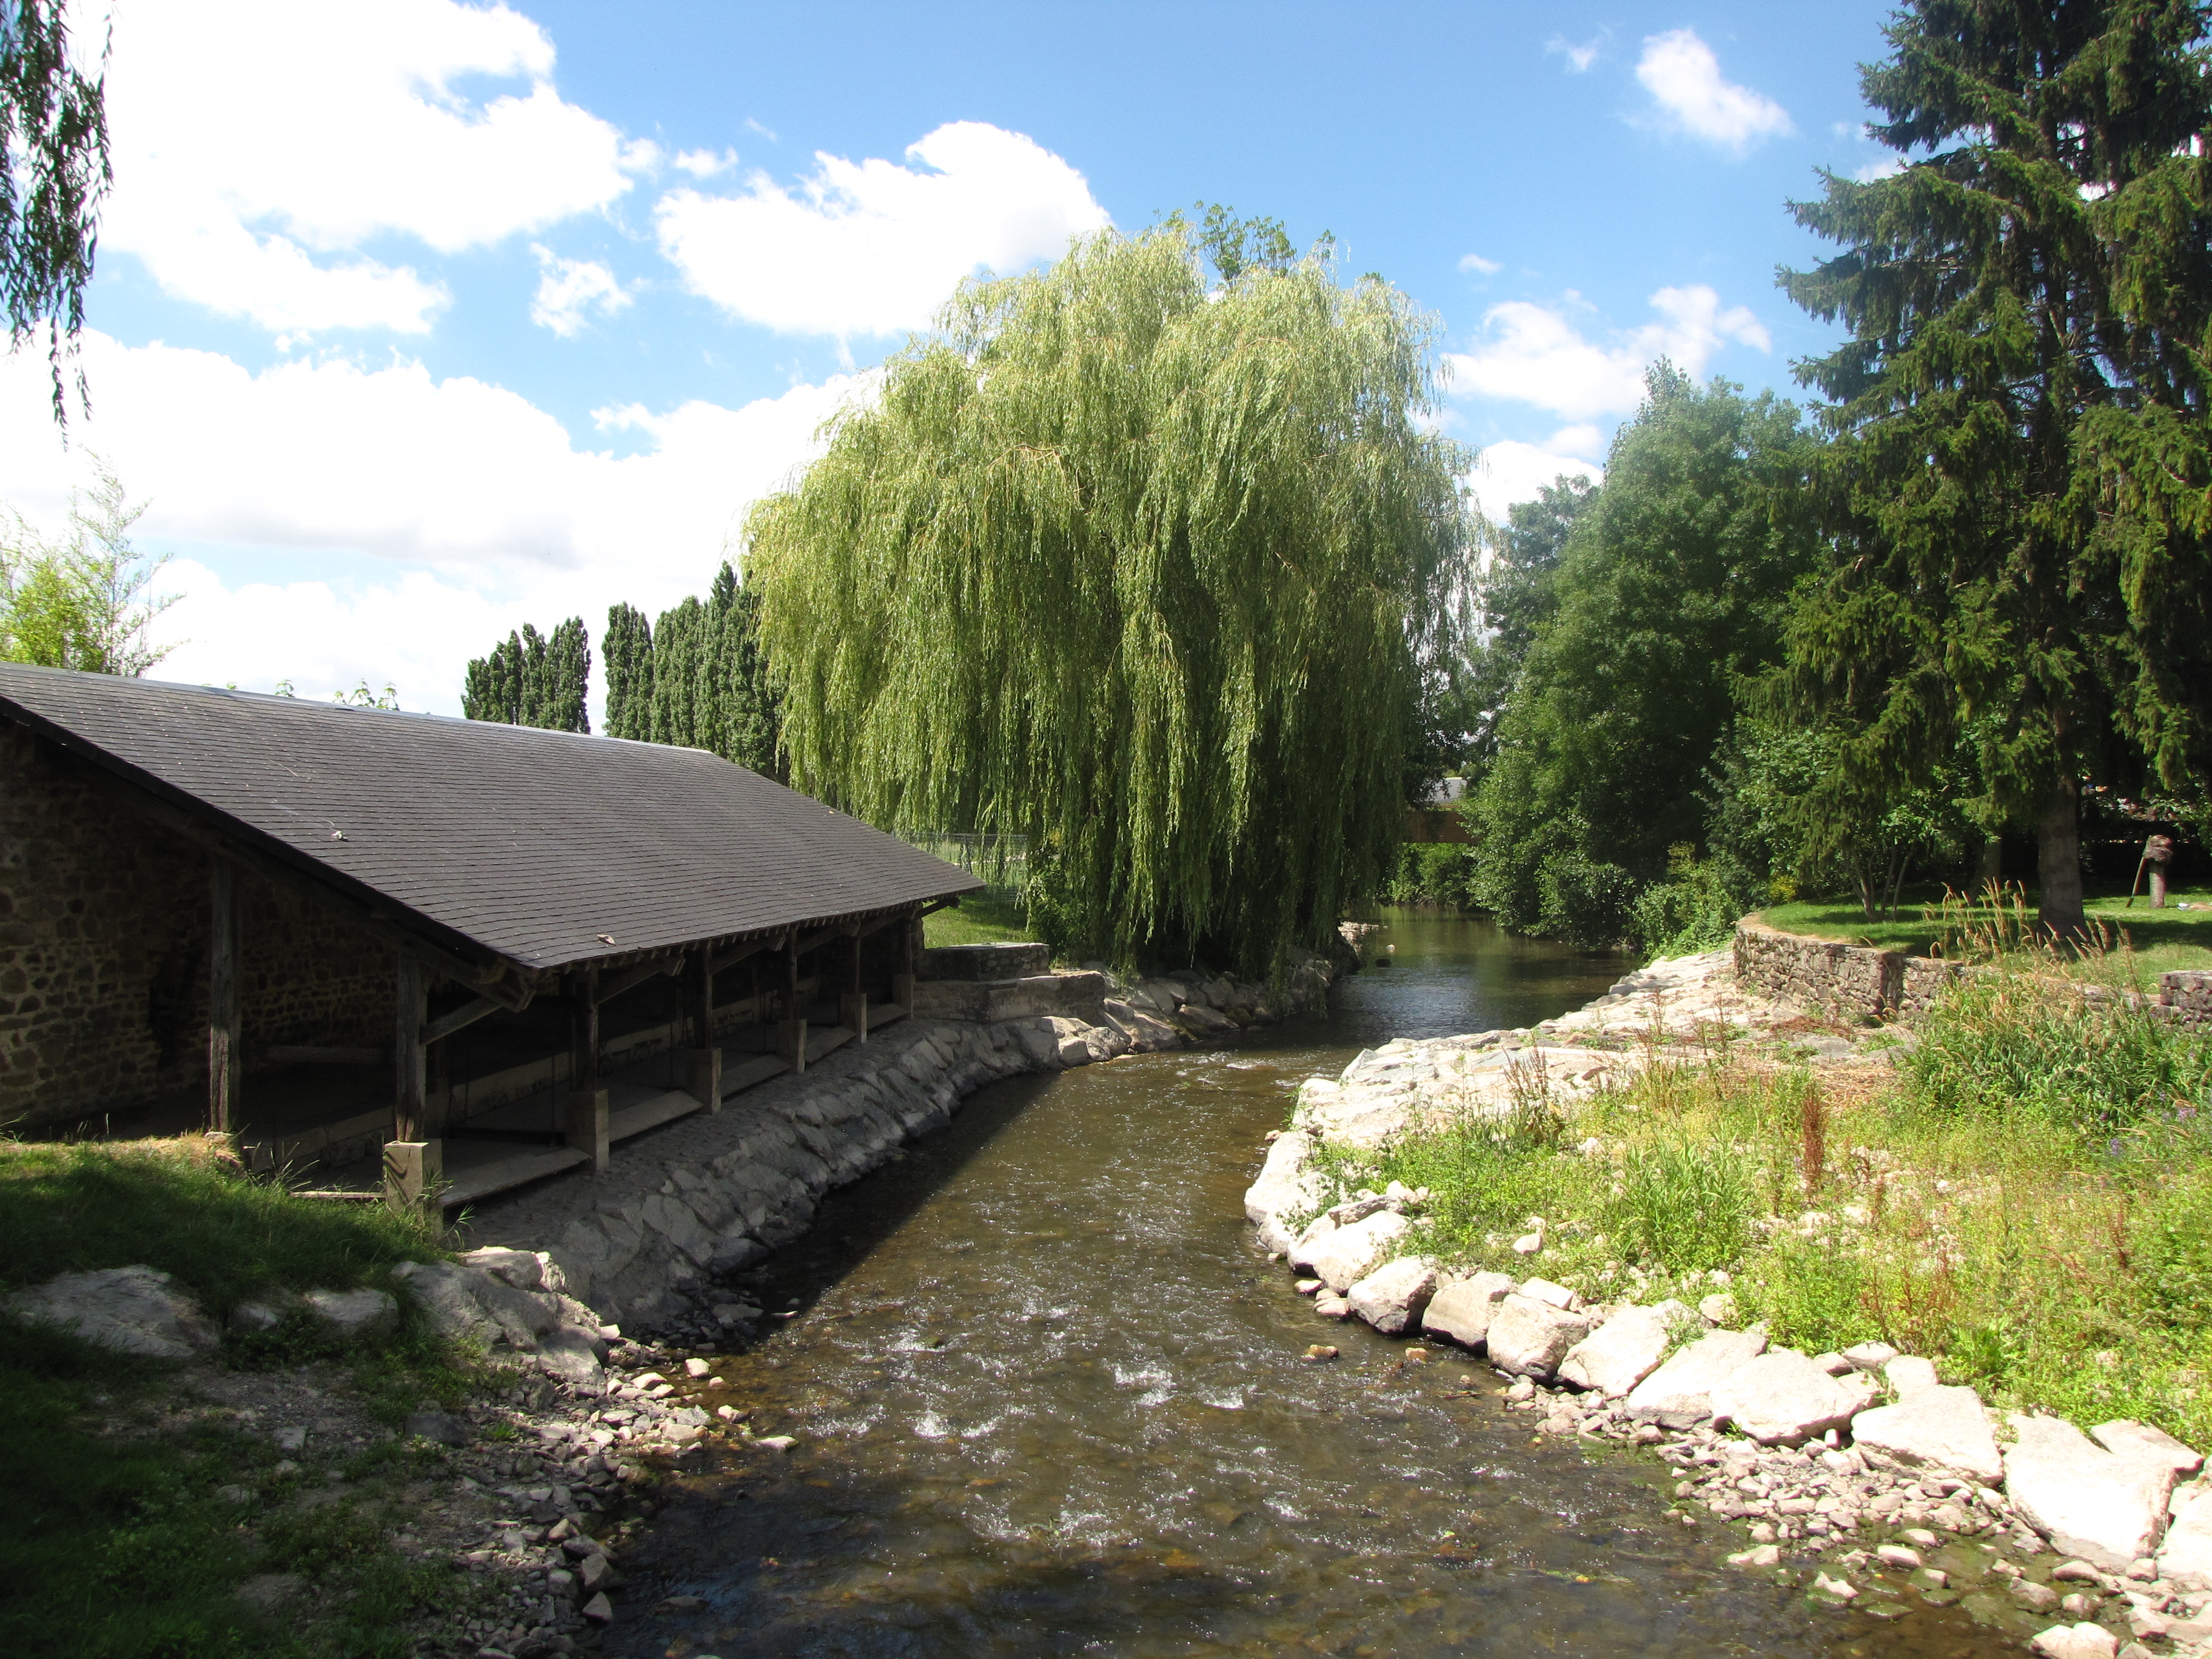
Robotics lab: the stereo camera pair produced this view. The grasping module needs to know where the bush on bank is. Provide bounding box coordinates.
[1314,957,2212,1452]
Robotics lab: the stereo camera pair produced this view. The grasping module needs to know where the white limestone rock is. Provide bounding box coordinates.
[1238,1132,1318,1247]
[1421,1272,1516,1350]
[1347,1256,1438,1335]
[1709,1347,1862,1446]
[1484,1293,1594,1379]
[2091,1419,2204,1481]
[1287,1212,1338,1275]
[2159,1479,2212,1590]
[1307,1210,1412,1294]
[2005,1414,2181,1572]
[300,1288,398,1340]
[1558,1301,1689,1398]
[2028,1623,2119,1659]
[1518,1278,1581,1311]
[1885,1355,1942,1397]
[1626,1327,1768,1428]
[1849,1383,2004,1486]
[5,1264,221,1360]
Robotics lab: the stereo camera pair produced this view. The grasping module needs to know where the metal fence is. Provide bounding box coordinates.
[896,831,1030,899]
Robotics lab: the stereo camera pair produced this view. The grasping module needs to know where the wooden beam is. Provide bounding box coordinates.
[709,932,787,976]
[394,953,429,1142]
[267,1044,387,1067]
[794,920,862,958]
[591,953,682,1008]
[421,995,503,1047]
[207,862,241,1134]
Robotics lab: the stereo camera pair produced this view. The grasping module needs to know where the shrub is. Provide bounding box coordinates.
[1629,843,1758,957]
[1608,1138,1751,1273]
[1535,850,1640,948]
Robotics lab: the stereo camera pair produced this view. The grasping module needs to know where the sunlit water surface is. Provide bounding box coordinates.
[612,911,2008,1659]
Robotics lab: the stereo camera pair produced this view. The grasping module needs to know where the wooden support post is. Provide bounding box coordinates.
[686,948,714,1048]
[394,954,429,1142]
[563,1088,609,1171]
[570,967,601,1092]
[840,931,868,1041]
[686,1046,723,1113]
[383,1138,442,1215]
[207,862,241,1134]
[891,908,919,1011]
[778,935,806,1072]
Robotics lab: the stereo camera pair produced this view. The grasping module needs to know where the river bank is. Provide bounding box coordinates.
[1245,940,2212,1659]
[0,959,1331,1658]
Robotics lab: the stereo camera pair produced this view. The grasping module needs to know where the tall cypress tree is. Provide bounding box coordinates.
[460,617,589,731]
[1778,0,2212,937]
[603,603,654,741]
[649,595,706,749]
[706,559,783,777]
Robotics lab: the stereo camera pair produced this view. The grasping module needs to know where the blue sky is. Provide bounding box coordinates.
[0,0,1902,714]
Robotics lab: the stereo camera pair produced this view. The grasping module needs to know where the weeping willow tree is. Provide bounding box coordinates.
[745,224,1474,973]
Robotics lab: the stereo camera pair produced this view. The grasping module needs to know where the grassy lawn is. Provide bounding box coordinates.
[1759,887,2212,973]
[1313,959,2212,1448]
[0,1138,478,1657]
[923,891,1045,951]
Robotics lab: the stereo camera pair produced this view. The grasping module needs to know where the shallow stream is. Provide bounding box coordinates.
[613,911,2013,1658]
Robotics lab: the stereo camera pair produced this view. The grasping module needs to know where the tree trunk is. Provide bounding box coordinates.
[2036,774,2086,940]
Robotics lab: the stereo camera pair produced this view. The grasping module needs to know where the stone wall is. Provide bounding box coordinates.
[0,722,395,1129]
[1734,916,2208,1029]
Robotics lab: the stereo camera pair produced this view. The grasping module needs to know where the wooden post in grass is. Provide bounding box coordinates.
[207,861,241,1134]
[386,952,441,1214]
[891,907,918,1011]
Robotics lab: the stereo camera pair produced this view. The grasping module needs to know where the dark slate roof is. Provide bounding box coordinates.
[0,663,980,973]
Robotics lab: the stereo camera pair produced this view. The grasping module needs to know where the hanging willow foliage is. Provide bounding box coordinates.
[745,226,1474,973]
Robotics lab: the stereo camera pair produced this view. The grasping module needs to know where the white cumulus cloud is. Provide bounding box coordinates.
[529,247,632,337]
[1635,28,1793,153]
[1445,286,1771,421]
[655,121,1112,338]
[674,147,740,178]
[1472,441,1603,522]
[102,0,645,333]
[0,333,873,711]
[1547,32,1606,72]
[1458,252,1503,275]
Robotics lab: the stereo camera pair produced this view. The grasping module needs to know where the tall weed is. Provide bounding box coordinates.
[1608,1138,1751,1273]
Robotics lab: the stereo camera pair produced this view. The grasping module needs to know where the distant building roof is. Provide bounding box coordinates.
[0,663,979,976]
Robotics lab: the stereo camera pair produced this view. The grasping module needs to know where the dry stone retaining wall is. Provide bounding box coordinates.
[1734,917,2210,1030]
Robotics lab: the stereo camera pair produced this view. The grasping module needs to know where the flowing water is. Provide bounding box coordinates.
[614,911,2013,1659]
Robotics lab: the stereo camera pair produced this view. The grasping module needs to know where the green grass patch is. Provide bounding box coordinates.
[1315,964,2212,1447]
[0,1139,477,1655]
[923,891,1044,951]
[1758,888,2212,971]
[0,1137,442,1310]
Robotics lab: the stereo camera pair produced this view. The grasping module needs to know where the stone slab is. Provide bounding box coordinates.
[1850,1383,2003,1486]
[2005,1414,2179,1572]
[1347,1256,1437,1335]
[1307,1210,1413,1294]
[1626,1327,1768,1428]
[1709,1347,1862,1446]
[1559,1301,1687,1398]
[1421,1272,1516,1350]
[1484,1294,1594,1379]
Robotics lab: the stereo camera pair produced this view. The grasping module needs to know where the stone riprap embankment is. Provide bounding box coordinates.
[1245,947,2212,1658]
[469,959,1329,1350]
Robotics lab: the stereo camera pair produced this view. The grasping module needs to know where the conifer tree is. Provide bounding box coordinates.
[745,224,1473,973]
[1779,0,2212,937]
[648,594,706,749]
[460,618,589,732]
[602,603,653,741]
[707,560,782,777]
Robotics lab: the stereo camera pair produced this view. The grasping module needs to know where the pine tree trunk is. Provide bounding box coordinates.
[2036,773,2086,940]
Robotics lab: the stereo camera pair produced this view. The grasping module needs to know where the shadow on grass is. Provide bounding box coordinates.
[0,1138,440,1312]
